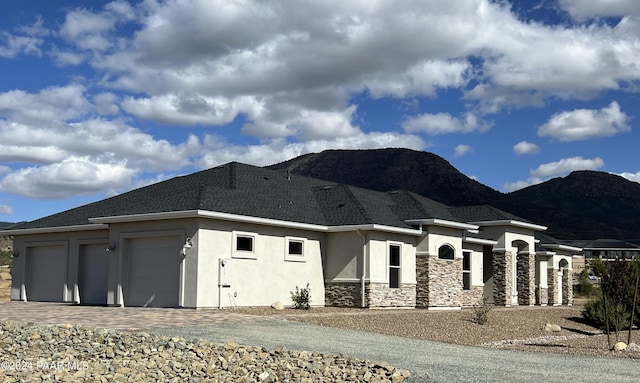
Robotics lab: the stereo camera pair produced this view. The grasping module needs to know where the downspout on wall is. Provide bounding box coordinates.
[357,229,368,308]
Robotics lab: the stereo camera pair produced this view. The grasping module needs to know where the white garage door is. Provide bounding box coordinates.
[125,236,182,307]
[79,243,108,305]
[26,245,67,302]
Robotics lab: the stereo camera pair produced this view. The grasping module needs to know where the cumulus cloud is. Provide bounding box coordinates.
[617,170,640,183]
[0,85,90,125]
[0,32,42,58]
[403,112,489,135]
[559,0,640,21]
[504,156,605,192]
[0,157,135,199]
[197,131,427,168]
[513,141,540,156]
[538,102,630,142]
[531,156,604,178]
[454,144,473,157]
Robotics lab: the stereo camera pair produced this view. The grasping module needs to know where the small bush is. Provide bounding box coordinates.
[472,296,492,325]
[574,269,595,297]
[582,295,631,330]
[290,283,311,310]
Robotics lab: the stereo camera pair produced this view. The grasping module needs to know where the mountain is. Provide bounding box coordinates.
[268,148,503,207]
[502,171,640,240]
[267,149,640,240]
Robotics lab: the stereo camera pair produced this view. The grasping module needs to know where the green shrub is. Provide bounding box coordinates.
[583,294,632,330]
[574,269,595,297]
[290,283,311,310]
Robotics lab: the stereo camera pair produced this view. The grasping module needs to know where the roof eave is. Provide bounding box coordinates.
[404,218,479,231]
[0,223,108,236]
[471,220,547,231]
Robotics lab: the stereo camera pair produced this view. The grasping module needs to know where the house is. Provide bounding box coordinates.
[0,162,575,309]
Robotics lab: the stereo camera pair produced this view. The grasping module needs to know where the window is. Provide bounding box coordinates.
[462,251,471,290]
[232,231,257,259]
[285,237,306,262]
[289,240,303,255]
[236,236,253,252]
[438,245,455,260]
[389,244,401,288]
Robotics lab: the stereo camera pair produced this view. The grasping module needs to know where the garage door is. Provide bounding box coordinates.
[26,245,67,302]
[79,243,108,305]
[125,236,182,307]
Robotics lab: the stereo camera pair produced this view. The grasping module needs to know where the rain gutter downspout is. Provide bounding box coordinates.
[357,229,368,308]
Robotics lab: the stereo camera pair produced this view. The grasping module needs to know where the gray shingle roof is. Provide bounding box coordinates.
[8,162,461,231]
[447,204,531,223]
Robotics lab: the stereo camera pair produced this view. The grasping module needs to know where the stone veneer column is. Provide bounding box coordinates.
[427,256,462,308]
[415,254,430,307]
[516,252,536,306]
[547,268,557,306]
[537,287,549,306]
[562,269,573,305]
[492,251,513,306]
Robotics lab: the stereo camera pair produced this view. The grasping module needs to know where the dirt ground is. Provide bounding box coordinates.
[0,267,10,302]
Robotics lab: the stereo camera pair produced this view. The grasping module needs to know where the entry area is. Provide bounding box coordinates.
[123,236,182,308]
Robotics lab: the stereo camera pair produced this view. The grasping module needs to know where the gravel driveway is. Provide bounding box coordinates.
[153,319,640,383]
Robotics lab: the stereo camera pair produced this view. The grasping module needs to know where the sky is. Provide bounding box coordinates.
[1,0,639,223]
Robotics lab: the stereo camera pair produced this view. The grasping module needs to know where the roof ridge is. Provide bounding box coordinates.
[341,184,373,223]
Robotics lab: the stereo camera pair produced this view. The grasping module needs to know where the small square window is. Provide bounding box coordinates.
[288,240,303,255]
[236,236,253,252]
[285,237,306,262]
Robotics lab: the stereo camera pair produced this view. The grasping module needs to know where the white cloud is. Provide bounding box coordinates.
[513,141,540,156]
[531,156,605,178]
[504,156,605,192]
[0,85,90,125]
[198,131,427,168]
[559,0,640,21]
[0,203,12,215]
[538,102,630,142]
[402,112,489,135]
[454,144,473,157]
[0,32,42,58]
[0,157,136,199]
[503,178,543,193]
[617,170,640,183]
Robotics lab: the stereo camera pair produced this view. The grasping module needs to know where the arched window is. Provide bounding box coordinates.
[438,245,455,260]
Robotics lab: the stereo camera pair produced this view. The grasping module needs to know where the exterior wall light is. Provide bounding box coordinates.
[182,237,193,255]
[12,250,19,257]
[106,242,117,252]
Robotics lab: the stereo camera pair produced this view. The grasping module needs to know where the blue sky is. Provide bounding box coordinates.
[1,0,639,223]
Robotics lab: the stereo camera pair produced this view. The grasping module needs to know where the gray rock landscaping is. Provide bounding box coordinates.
[0,321,410,382]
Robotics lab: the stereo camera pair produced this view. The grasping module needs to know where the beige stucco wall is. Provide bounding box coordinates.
[197,220,326,308]
[324,231,362,282]
[10,229,110,302]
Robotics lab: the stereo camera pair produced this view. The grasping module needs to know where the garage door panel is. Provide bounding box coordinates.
[26,246,67,302]
[126,236,181,307]
[79,243,108,305]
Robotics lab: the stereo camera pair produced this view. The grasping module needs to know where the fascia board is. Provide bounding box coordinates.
[90,210,329,232]
[463,237,498,246]
[471,220,547,231]
[542,244,583,252]
[404,218,479,231]
[0,224,108,235]
[327,224,423,236]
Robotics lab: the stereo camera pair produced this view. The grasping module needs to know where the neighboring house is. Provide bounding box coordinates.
[568,239,640,260]
[0,162,574,309]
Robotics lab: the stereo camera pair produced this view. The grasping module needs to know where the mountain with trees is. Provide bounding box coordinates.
[268,148,640,240]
